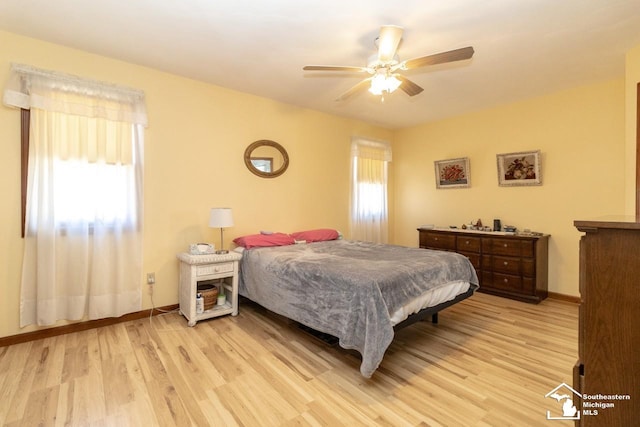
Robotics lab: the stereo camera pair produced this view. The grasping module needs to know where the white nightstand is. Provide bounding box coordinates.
[176,251,242,326]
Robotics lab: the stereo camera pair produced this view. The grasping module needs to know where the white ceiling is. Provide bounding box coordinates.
[1,0,640,129]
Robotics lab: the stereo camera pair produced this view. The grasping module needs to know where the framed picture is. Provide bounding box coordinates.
[434,157,470,189]
[496,150,542,186]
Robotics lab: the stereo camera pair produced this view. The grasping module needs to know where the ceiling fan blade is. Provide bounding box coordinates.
[377,25,403,63]
[401,46,474,70]
[395,75,424,96]
[335,78,372,101]
[303,65,369,73]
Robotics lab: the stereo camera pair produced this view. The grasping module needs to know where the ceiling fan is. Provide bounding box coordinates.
[303,25,474,101]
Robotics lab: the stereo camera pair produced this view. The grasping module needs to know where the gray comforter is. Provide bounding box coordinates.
[238,240,479,377]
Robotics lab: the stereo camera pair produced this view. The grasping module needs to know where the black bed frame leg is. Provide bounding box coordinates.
[431,313,438,324]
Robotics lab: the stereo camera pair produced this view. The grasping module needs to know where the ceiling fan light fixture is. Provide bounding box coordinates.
[368,73,401,95]
[304,25,472,101]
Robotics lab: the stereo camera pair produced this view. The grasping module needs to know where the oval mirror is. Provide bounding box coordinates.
[244,140,289,178]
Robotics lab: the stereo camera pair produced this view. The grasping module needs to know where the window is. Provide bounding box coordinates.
[350,137,391,243]
[5,63,147,326]
[352,158,387,217]
[52,155,138,227]
[22,112,141,232]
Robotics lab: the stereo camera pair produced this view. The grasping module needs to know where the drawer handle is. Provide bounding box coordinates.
[503,243,508,248]
[465,241,470,245]
[434,237,438,241]
[503,278,509,283]
[503,261,509,266]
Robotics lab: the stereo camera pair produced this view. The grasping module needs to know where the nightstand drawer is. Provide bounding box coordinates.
[197,262,234,276]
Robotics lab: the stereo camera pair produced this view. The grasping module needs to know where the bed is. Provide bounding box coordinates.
[237,237,479,377]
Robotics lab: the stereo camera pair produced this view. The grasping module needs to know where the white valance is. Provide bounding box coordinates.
[351,136,392,162]
[3,63,147,126]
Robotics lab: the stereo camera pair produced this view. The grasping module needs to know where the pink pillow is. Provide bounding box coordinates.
[290,228,339,243]
[233,232,295,249]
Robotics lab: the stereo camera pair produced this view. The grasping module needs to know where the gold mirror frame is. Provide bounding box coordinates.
[244,139,289,178]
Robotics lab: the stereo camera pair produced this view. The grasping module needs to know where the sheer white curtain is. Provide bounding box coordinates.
[350,137,391,243]
[4,64,147,326]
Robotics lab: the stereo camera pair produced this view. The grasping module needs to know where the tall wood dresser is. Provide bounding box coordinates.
[573,218,639,426]
[418,228,549,303]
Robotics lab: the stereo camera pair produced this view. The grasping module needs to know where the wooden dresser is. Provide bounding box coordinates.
[418,228,549,303]
[573,218,639,426]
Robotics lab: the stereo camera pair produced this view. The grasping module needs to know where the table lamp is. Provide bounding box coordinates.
[209,208,234,254]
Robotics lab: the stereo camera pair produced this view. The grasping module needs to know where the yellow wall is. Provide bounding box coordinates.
[0,30,392,338]
[0,28,634,338]
[392,79,626,297]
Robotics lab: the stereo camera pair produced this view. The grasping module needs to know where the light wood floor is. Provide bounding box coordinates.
[0,293,578,426]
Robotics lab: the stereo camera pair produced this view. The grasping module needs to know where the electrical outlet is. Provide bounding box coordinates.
[147,272,155,285]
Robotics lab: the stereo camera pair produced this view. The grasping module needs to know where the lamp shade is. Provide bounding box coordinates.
[209,208,234,228]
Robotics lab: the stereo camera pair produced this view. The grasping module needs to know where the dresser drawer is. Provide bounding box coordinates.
[420,232,456,250]
[196,262,234,276]
[489,255,521,275]
[485,271,523,291]
[460,252,481,269]
[491,256,521,275]
[487,238,523,256]
[456,236,481,253]
[522,258,535,277]
[522,277,535,294]
[521,240,535,257]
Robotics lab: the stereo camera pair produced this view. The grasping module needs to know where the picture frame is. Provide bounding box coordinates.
[496,150,542,186]
[434,157,470,189]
